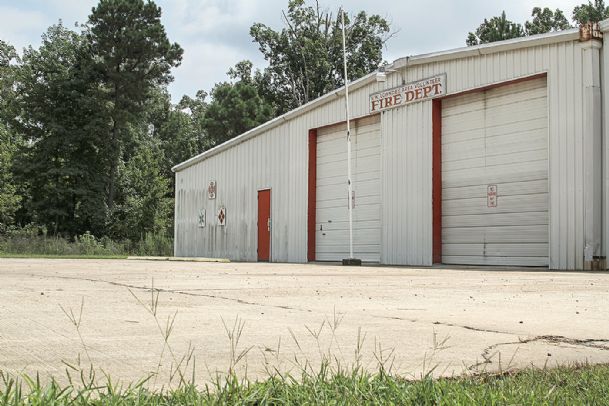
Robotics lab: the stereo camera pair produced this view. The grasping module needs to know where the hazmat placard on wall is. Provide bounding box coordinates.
[487,185,497,208]
[217,207,226,226]
[198,209,206,228]
[369,74,446,113]
[208,181,217,199]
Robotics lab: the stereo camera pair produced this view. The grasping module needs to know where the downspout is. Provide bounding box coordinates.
[600,19,609,269]
[581,22,604,270]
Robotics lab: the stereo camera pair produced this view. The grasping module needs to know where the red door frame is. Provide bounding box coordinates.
[307,129,317,261]
[432,99,442,264]
[257,189,271,262]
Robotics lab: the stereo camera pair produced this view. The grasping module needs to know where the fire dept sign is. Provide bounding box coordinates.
[369,74,446,113]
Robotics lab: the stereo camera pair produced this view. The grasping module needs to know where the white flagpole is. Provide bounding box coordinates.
[342,9,354,261]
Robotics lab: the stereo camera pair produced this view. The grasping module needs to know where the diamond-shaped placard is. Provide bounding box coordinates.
[217,207,226,226]
[198,209,206,228]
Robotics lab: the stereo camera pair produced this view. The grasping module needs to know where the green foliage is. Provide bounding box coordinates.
[467,11,525,46]
[573,0,609,24]
[109,143,172,241]
[86,0,183,211]
[250,0,392,114]
[0,225,172,257]
[0,124,20,229]
[2,365,609,405]
[525,7,572,35]
[203,61,274,147]
[0,41,21,230]
[12,23,108,236]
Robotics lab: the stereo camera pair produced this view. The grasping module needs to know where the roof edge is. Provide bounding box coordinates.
[172,71,377,172]
[173,28,581,173]
[393,28,580,69]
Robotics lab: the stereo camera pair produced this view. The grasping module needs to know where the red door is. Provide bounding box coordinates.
[257,189,271,261]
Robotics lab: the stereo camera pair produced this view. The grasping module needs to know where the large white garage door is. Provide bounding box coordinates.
[442,78,549,266]
[316,115,381,262]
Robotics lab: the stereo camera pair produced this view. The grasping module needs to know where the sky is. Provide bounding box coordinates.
[0,0,585,103]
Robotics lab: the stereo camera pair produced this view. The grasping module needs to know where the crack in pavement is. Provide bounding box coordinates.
[375,315,514,336]
[469,335,609,371]
[24,273,312,314]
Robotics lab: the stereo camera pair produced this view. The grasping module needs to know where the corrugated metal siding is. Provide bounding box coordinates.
[176,37,595,269]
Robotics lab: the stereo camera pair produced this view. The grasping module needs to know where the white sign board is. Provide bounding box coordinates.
[198,209,206,228]
[487,185,497,208]
[369,74,446,113]
[208,181,217,200]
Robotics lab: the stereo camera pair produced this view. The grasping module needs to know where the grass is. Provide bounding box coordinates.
[0,226,173,257]
[0,253,128,259]
[1,364,609,405]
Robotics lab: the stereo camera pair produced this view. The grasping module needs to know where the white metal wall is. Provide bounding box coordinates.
[379,41,597,269]
[176,34,599,269]
[315,115,381,262]
[174,81,386,262]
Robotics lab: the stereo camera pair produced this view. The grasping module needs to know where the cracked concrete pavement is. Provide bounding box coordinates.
[1,258,609,387]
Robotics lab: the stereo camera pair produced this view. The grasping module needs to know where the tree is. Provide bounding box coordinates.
[202,61,274,147]
[250,0,392,114]
[467,11,525,46]
[0,41,22,229]
[525,7,571,35]
[109,142,171,241]
[573,0,609,24]
[86,0,183,212]
[0,124,20,229]
[13,23,108,235]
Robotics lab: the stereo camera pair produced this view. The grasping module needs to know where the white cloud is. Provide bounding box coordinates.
[0,0,595,102]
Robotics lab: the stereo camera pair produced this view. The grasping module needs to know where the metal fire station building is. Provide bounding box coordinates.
[172,22,609,270]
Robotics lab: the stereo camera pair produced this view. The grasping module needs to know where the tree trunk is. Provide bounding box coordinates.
[107,118,119,211]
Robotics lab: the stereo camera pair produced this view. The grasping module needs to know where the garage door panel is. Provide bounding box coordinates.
[318,155,380,176]
[443,211,548,228]
[316,116,381,262]
[442,225,548,244]
[443,160,547,187]
[317,205,380,223]
[442,255,549,266]
[442,157,487,172]
[443,179,548,200]
[442,128,486,145]
[443,243,548,257]
[316,193,380,209]
[317,170,381,187]
[317,230,381,245]
[485,129,547,155]
[486,150,547,167]
[484,117,547,138]
[317,137,381,159]
[443,194,548,215]
[441,77,548,266]
[443,139,486,162]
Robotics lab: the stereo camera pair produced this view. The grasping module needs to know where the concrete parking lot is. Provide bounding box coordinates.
[1,258,609,387]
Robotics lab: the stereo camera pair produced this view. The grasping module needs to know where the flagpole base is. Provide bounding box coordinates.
[342,258,362,266]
